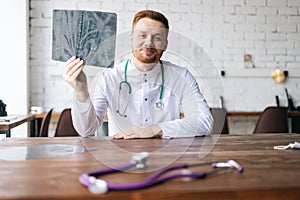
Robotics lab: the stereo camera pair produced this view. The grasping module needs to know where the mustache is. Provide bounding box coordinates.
[139,47,161,52]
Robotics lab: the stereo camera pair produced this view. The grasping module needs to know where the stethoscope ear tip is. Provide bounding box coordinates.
[212,160,244,173]
[228,160,244,173]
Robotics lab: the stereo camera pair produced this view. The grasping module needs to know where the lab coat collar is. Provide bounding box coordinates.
[128,58,162,76]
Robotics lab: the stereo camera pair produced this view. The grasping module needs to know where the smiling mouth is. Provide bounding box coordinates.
[142,48,156,56]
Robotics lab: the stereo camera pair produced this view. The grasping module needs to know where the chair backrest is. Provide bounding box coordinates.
[54,108,79,137]
[39,108,53,137]
[253,106,288,133]
[210,108,229,134]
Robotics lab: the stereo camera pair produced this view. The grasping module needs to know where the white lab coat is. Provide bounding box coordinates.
[72,59,213,138]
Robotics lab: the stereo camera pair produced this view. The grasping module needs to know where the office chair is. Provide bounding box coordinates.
[210,108,229,134]
[253,106,288,133]
[39,108,53,137]
[54,108,79,137]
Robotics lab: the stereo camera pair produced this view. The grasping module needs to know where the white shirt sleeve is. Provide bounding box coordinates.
[158,66,213,139]
[71,96,101,137]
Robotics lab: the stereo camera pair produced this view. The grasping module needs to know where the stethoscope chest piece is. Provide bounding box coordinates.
[88,178,108,194]
[155,100,164,110]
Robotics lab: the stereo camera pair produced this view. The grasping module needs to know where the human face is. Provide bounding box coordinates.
[131,18,168,64]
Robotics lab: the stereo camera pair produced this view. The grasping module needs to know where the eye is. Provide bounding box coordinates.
[154,36,162,41]
[138,33,147,39]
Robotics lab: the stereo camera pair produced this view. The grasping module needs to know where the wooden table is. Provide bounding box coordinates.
[0,114,35,137]
[0,133,299,199]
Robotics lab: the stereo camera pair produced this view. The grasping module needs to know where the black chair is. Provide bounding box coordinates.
[210,108,229,134]
[39,108,53,137]
[54,108,79,137]
[253,106,288,133]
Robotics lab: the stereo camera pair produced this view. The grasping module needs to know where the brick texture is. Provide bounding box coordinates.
[29,0,300,134]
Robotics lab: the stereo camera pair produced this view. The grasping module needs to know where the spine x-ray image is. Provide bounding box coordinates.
[52,9,117,68]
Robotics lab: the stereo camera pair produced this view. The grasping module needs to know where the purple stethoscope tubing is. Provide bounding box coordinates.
[79,160,242,193]
[79,152,244,194]
[109,164,207,190]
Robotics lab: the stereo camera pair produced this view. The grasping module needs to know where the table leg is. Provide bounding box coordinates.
[291,116,300,133]
[29,118,42,137]
[29,120,35,137]
[0,130,11,137]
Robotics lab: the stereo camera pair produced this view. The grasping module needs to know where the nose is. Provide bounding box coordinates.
[144,35,154,48]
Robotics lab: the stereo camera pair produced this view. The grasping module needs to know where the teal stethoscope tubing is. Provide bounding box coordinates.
[116,59,165,117]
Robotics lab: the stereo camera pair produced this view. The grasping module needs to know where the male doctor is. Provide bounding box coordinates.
[63,10,213,139]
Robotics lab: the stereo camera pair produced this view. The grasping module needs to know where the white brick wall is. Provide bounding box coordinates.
[29,0,300,134]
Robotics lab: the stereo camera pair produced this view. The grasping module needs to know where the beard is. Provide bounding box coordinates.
[132,47,164,64]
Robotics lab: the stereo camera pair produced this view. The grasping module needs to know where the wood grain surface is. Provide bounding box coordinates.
[0,133,299,200]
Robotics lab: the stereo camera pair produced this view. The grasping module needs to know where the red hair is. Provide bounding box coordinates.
[132,10,169,31]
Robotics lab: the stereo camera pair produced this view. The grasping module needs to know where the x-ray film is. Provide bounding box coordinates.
[52,9,117,67]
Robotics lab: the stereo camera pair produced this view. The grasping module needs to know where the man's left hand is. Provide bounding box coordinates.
[112,125,162,139]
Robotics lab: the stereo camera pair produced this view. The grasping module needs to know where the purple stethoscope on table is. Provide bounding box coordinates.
[79,152,244,194]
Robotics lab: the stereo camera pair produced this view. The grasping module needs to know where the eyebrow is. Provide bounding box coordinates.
[135,30,165,36]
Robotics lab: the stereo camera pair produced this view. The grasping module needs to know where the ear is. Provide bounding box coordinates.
[130,32,133,46]
[163,39,168,51]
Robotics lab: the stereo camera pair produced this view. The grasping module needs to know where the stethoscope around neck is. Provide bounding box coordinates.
[116,59,165,118]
